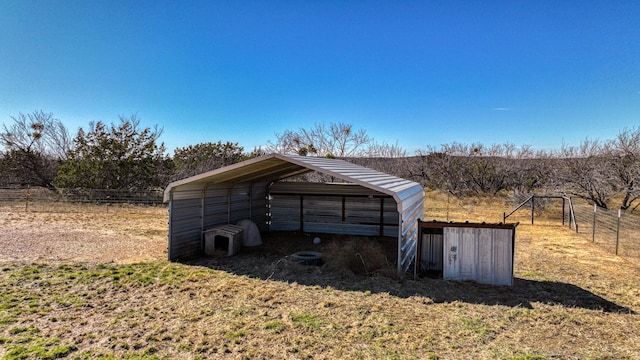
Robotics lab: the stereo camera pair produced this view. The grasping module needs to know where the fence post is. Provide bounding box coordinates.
[616,209,620,255]
[446,192,450,222]
[531,195,535,225]
[592,204,596,243]
[562,197,565,226]
[25,186,30,212]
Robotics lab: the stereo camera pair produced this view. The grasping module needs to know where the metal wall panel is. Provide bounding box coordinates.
[270,182,381,196]
[442,227,514,286]
[269,184,400,239]
[250,184,269,232]
[168,198,203,260]
[493,229,514,286]
[268,194,300,231]
[399,193,424,276]
[168,182,272,260]
[420,233,443,271]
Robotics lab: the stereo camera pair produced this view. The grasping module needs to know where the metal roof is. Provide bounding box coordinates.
[163,153,423,205]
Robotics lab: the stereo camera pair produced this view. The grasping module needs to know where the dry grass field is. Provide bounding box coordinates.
[0,192,639,359]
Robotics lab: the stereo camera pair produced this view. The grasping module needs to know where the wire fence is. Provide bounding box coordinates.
[498,194,640,267]
[566,197,640,260]
[423,192,521,224]
[0,186,165,213]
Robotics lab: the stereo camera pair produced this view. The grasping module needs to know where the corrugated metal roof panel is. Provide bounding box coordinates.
[164,153,423,208]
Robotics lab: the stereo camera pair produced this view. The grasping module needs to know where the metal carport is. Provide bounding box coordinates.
[163,153,424,278]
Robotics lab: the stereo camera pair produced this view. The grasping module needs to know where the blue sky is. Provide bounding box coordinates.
[1,0,639,155]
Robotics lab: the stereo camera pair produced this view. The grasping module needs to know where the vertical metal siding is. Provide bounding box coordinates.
[443,227,514,286]
[168,198,204,260]
[398,191,424,277]
[492,229,514,286]
[420,233,443,271]
[269,184,400,238]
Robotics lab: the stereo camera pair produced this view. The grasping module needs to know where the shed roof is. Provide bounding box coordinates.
[163,153,423,205]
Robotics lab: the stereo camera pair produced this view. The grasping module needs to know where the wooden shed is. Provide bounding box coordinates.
[163,153,425,278]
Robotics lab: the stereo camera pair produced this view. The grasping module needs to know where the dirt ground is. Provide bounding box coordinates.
[0,205,168,264]
[0,206,398,274]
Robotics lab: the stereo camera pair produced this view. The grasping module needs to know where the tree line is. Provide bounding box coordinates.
[2,110,639,211]
[0,111,237,190]
[356,133,640,212]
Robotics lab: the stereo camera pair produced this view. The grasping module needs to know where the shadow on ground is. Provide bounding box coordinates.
[188,249,635,314]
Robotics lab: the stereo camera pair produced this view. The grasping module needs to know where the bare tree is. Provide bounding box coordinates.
[604,127,640,210]
[410,146,467,193]
[268,122,373,158]
[436,142,518,195]
[412,142,553,197]
[558,139,613,209]
[366,140,407,158]
[0,111,71,187]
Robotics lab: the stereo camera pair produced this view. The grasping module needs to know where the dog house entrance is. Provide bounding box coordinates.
[213,236,229,252]
[203,224,244,256]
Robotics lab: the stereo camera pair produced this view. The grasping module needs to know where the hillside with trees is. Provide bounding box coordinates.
[2,111,640,211]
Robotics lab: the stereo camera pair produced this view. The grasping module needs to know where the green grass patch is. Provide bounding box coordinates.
[291,313,320,330]
[264,320,285,333]
[8,325,40,335]
[460,317,494,341]
[3,337,77,360]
